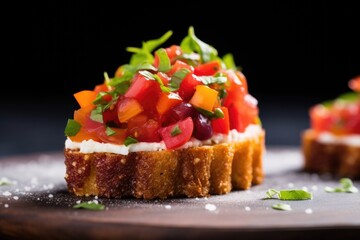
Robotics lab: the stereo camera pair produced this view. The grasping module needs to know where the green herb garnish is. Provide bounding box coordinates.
[155,48,171,72]
[222,53,237,70]
[199,75,227,85]
[272,203,292,211]
[73,202,105,211]
[0,178,11,186]
[138,70,171,92]
[169,68,191,91]
[325,178,358,193]
[266,189,313,200]
[171,125,182,136]
[105,127,116,136]
[90,105,104,123]
[180,26,218,63]
[124,136,138,146]
[64,119,81,137]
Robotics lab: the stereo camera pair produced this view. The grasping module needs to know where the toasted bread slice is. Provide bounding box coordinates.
[302,129,360,178]
[64,129,265,199]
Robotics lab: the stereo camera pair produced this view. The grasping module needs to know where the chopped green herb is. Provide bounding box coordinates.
[171,125,182,136]
[325,178,358,193]
[155,48,171,72]
[124,136,138,146]
[214,108,224,118]
[139,70,171,92]
[90,106,104,123]
[180,26,218,63]
[222,53,236,70]
[126,30,173,66]
[0,178,11,186]
[73,202,105,211]
[272,203,292,211]
[170,68,191,91]
[105,127,116,136]
[93,92,110,105]
[199,75,227,85]
[337,92,360,102]
[266,189,312,200]
[64,119,81,137]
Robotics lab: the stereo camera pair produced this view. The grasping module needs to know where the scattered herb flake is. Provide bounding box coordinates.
[266,189,312,200]
[64,119,81,137]
[171,125,182,136]
[325,178,358,193]
[124,136,138,146]
[73,202,105,211]
[156,48,171,72]
[105,127,116,136]
[0,178,11,186]
[272,203,292,211]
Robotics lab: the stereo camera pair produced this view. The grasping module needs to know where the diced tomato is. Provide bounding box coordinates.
[178,73,203,101]
[154,45,182,68]
[125,74,154,101]
[93,83,112,102]
[70,105,102,142]
[73,90,97,108]
[117,98,143,123]
[159,117,194,149]
[211,107,230,134]
[194,60,221,76]
[127,114,161,142]
[349,76,360,92]
[97,127,127,145]
[222,70,247,108]
[310,102,360,135]
[228,94,259,132]
[166,60,194,77]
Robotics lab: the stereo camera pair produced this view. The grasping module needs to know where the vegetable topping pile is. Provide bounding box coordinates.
[65,27,261,149]
[310,76,360,135]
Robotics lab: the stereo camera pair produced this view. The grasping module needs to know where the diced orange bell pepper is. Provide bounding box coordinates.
[156,92,182,115]
[189,85,218,112]
[117,98,144,123]
[73,90,97,108]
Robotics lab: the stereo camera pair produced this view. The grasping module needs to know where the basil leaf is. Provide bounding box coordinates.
[266,189,313,200]
[170,68,191,91]
[127,30,173,66]
[155,48,171,72]
[90,106,104,123]
[139,70,171,92]
[325,178,359,193]
[171,125,182,136]
[337,92,360,102]
[222,53,236,70]
[64,119,81,137]
[73,202,105,211]
[199,75,227,85]
[93,92,110,105]
[124,136,138,146]
[180,26,218,63]
[214,108,224,118]
[105,127,116,136]
[272,203,292,211]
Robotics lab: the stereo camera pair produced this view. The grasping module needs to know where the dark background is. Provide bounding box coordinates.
[1,1,359,157]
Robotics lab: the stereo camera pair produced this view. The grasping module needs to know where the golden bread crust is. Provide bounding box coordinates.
[302,129,360,178]
[64,130,265,199]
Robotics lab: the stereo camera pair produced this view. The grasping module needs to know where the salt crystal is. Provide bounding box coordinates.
[93,200,99,204]
[24,186,31,191]
[305,208,313,214]
[302,186,308,191]
[37,198,40,201]
[245,206,251,211]
[3,191,12,197]
[288,182,294,188]
[48,194,54,198]
[13,196,19,200]
[311,185,318,191]
[76,200,81,204]
[205,203,216,211]
[4,204,9,208]
[94,196,98,200]
[31,177,38,186]
[165,205,171,209]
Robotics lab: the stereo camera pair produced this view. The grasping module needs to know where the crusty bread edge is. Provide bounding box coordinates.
[64,129,265,199]
[302,129,360,178]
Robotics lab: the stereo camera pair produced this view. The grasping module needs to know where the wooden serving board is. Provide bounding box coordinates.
[0,147,359,239]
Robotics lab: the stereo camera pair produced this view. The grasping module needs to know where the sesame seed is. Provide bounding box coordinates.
[205,204,217,211]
